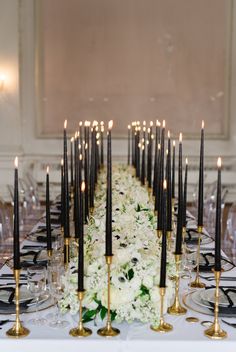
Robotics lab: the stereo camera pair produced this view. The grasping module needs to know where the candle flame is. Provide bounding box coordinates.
[217,157,222,168]
[101,125,104,132]
[150,121,153,127]
[147,128,150,133]
[75,131,77,139]
[156,120,161,127]
[151,134,154,139]
[173,140,176,147]
[96,132,100,139]
[179,133,182,143]
[46,165,49,174]
[64,119,67,129]
[71,137,74,142]
[79,121,82,126]
[142,145,145,150]
[85,143,88,150]
[14,156,18,169]
[143,127,146,132]
[108,120,113,130]
[61,158,63,166]
[79,154,83,161]
[158,143,161,150]
[202,120,205,129]
[128,124,131,129]
[162,120,166,128]
[146,140,149,145]
[168,130,170,139]
[101,121,104,126]
[166,149,168,155]
[138,143,141,148]
[81,181,85,192]
[163,179,167,190]
[78,144,81,150]
[143,121,146,126]
[186,158,188,165]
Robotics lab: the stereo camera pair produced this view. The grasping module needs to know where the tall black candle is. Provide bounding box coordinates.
[183,158,188,230]
[84,142,89,222]
[167,131,172,232]
[172,140,176,200]
[105,120,113,256]
[60,158,64,232]
[198,120,204,228]
[128,124,131,165]
[175,133,183,254]
[101,121,104,166]
[154,143,161,212]
[70,137,74,188]
[141,138,146,185]
[89,127,95,209]
[63,120,70,239]
[74,133,79,239]
[13,156,20,269]
[153,120,160,195]
[147,122,153,188]
[78,181,85,291]
[157,120,165,232]
[46,166,52,252]
[215,157,222,272]
[160,179,167,288]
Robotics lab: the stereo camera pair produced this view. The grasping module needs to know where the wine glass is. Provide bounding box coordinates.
[47,264,69,328]
[27,265,47,325]
[183,251,197,291]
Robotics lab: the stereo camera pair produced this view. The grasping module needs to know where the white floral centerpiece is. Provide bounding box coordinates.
[60,165,175,325]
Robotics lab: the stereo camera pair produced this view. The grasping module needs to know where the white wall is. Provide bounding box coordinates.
[0,0,236,201]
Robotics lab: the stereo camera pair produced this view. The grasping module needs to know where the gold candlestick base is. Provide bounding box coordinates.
[6,269,30,338]
[69,291,92,338]
[190,227,205,289]
[204,270,227,340]
[151,287,173,333]
[97,256,120,337]
[168,254,187,315]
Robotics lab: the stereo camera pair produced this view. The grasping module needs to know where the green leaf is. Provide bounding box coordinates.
[111,310,117,321]
[140,285,149,296]
[100,306,107,320]
[127,268,134,280]
[82,309,97,323]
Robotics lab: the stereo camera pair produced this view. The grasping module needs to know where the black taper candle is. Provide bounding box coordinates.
[154,143,161,212]
[172,140,176,200]
[167,131,172,231]
[70,137,74,188]
[101,121,104,166]
[46,166,52,251]
[60,158,64,231]
[157,120,165,232]
[160,180,167,287]
[148,123,153,188]
[128,124,131,165]
[63,120,70,239]
[89,127,95,208]
[198,120,204,228]
[13,156,20,270]
[74,133,79,239]
[78,181,85,291]
[183,158,188,229]
[141,136,145,185]
[105,120,113,256]
[175,133,183,254]
[215,157,222,272]
[84,142,89,222]
[153,120,160,196]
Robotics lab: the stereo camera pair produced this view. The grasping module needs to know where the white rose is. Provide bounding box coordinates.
[142,275,153,289]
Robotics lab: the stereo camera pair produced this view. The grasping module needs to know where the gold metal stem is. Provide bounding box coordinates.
[6,269,30,338]
[168,254,187,315]
[190,226,205,288]
[47,249,53,258]
[97,256,120,337]
[204,270,227,339]
[167,231,172,252]
[69,291,92,337]
[172,198,176,234]
[151,287,173,332]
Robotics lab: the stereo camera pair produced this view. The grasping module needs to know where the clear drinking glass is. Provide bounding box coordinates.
[27,265,47,325]
[47,264,69,328]
[183,251,197,291]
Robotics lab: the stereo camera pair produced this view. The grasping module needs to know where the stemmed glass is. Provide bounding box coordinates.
[27,265,47,325]
[183,251,197,291]
[47,264,69,328]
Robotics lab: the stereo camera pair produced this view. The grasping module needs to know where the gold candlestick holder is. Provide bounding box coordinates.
[190,226,205,288]
[167,230,172,252]
[97,255,120,337]
[172,198,176,234]
[168,254,187,315]
[69,291,92,337]
[157,229,162,239]
[64,237,70,269]
[47,249,53,259]
[6,269,30,338]
[151,287,173,333]
[204,270,227,339]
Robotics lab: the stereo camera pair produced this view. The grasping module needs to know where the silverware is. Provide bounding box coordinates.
[221,319,236,328]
